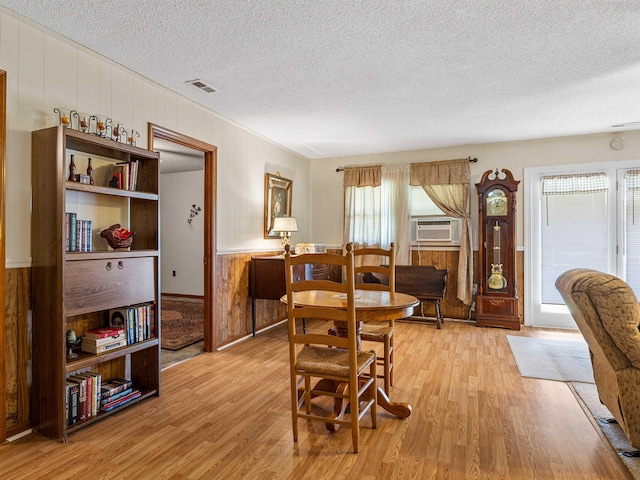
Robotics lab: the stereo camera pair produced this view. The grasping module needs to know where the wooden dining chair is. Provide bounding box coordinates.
[352,242,396,395]
[284,244,377,453]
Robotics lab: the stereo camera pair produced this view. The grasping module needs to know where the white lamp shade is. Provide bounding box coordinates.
[273,216,298,233]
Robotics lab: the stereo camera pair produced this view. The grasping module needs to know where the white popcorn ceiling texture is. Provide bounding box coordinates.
[2,0,640,159]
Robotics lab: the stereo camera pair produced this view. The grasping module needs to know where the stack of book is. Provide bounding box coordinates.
[110,160,139,191]
[108,303,156,345]
[65,212,93,252]
[100,378,141,412]
[66,371,101,426]
[81,327,127,354]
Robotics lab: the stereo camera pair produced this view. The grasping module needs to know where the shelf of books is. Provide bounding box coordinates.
[31,126,161,441]
[66,375,157,433]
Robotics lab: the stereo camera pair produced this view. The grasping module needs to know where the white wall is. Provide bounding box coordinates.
[0,7,310,267]
[310,130,640,249]
[160,170,205,296]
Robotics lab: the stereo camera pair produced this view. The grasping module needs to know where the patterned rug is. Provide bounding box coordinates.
[570,382,640,479]
[161,300,204,350]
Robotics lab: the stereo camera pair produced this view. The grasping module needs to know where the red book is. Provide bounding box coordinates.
[84,327,126,339]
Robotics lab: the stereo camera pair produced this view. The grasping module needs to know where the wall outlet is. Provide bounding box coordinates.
[172,270,176,277]
[472,283,478,295]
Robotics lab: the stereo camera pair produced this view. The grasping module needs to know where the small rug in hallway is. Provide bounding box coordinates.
[570,381,640,479]
[161,340,204,369]
[161,300,204,350]
[506,335,594,383]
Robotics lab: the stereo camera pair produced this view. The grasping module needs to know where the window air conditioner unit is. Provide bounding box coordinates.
[415,218,453,242]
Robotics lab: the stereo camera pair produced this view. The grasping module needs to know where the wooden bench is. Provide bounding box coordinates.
[394,265,448,329]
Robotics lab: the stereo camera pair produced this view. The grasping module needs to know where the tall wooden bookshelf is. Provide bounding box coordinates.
[31,126,161,441]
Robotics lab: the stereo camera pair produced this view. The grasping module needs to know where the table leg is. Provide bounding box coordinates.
[251,298,256,336]
[375,387,412,418]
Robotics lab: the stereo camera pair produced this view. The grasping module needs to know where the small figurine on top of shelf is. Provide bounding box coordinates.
[54,107,70,127]
[112,123,127,143]
[127,130,140,146]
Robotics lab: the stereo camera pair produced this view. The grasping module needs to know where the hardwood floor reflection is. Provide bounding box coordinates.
[0,320,631,479]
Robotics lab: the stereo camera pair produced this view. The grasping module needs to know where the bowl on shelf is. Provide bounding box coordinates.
[100,224,135,250]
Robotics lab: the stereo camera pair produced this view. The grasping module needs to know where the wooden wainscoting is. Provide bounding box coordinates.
[5,267,31,437]
[214,251,286,349]
[411,249,525,324]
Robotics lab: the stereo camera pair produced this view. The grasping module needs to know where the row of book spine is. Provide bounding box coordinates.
[65,212,92,252]
[111,160,139,191]
[66,371,101,426]
[109,303,156,345]
[66,375,143,425]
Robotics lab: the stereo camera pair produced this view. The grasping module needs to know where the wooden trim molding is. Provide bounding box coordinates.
[148,124,218,351]
[0,69,7,443]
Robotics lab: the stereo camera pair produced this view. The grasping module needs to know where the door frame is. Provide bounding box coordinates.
[0,70,6,442]
[148,124,217,351]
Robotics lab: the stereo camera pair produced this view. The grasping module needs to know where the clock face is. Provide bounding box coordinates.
[486,188,508,216]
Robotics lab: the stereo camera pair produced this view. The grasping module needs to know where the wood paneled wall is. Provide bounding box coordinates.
[4,249,525,434]
[412,250,525,324]
[5,267,31,437]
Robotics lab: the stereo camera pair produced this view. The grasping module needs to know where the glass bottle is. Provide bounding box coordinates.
[87,157,94,185]
[68,154,76,182]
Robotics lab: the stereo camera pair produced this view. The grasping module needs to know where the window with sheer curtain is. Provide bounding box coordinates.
[343,165,411,265]
[343,159,472,303]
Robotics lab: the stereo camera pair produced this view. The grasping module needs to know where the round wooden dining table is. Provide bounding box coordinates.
[281,289,419,421]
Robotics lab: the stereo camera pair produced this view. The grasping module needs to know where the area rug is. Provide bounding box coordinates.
[160,300,204,350]
[506,335,595,383]
[161,340,204,369]
[570,381,640,479]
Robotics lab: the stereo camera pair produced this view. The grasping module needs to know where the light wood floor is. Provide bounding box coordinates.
[0,320,632,479]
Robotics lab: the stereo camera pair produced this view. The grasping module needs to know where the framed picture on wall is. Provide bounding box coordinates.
[264,172,292,238]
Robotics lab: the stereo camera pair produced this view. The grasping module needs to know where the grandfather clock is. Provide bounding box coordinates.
[475,168,521,330]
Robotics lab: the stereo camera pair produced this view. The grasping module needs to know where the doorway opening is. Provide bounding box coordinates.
[148,125,217,358]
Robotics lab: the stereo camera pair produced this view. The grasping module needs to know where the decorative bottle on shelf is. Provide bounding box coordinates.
[87,157,94,185]
[68,154,76,182]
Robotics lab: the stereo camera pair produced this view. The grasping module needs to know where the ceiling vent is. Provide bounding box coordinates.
[185,79,217,94]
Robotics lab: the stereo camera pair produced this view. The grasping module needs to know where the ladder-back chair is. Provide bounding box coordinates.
[284,244,378,453]
[352,242,396,394]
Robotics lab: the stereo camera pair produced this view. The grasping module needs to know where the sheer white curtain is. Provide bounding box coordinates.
[343,164,410,264]
[344,184,381,247]
[343,165,382,249]
[381,164,411,265]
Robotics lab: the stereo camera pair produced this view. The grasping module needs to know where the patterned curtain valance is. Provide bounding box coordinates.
[410,158,470,186]
[542,172,608,195]
[343,165,382,187]
[626,170,640,191]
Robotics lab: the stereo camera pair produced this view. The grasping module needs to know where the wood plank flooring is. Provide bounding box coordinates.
[0,320,632,479]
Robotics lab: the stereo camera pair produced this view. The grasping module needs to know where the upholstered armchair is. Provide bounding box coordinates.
[556,268,640,450]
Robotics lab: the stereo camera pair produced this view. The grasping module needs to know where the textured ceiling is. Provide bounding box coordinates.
[2,1,640,159]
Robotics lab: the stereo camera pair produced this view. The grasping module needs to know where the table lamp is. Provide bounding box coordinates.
[273,216,298,248]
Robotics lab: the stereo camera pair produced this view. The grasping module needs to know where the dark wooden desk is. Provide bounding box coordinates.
[249,255,341,335]
[395,265,448,328]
